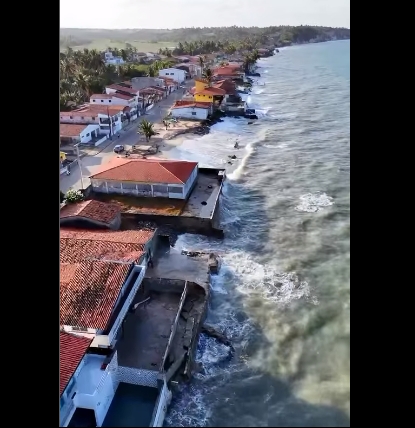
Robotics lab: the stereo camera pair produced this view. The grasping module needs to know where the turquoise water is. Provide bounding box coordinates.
[165,40,350,427]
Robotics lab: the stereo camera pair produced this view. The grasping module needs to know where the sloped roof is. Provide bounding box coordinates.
[89,158,198,184]
[60,200,120,226]
[60,331,91,395]
[60,227,154,264]
[60,260,132,330]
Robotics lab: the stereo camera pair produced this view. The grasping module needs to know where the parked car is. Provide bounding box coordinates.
[113,145,124,153]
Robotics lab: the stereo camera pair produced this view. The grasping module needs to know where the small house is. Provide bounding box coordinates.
[89,158,198,200]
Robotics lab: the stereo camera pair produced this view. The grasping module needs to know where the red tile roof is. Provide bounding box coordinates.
[90,94,113,99]
[60,331,91,395]
[60,200,121,225]
[195,87,226,96]
[112,92,134,100]
[89,158,198,184]
[148,86,166,93]
[60,260,132,330]
[60,228,154,264]
[213,66,241,76]
[172,101,212,110]
[60,124,89,137]
[60,104,126,116]
[213,79,237,95]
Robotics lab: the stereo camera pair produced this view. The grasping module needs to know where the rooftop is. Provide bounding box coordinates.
[172,100,212,110]
[60,227,154,264]
[60,123,89,137]
[60,104,126,117]
[60,331,92,395]
[89,158,198,184]
[195,87,226,96]
[90,92,134,101]
[213,66,241,76]
[106,84,138,95]
[60,260,132,330]
[60,200,121,226]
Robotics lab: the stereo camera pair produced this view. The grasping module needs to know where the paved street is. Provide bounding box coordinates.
[60,80,193,193]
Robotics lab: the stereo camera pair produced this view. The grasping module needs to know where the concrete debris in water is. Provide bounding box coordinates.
[201,324,235,356]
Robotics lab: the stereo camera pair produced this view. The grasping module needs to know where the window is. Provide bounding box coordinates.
[69,116,73,119]
[101,100,104,103]
[86,133,90,137]
[109,99,112,102]
[92,116,95,120]
[191,112,197,116]
[81,116,84,120]
[92,99,96,102]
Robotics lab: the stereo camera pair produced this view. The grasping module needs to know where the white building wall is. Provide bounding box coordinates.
[152,382,172,427]
[60,114,98,124]
[171,107,209,120]
[79,124,100,143]
[94,373,116,426]
[108,266,146,345]
[117,366,158,388]
[183,166,198,199]
[91,97,129,107]
[158,68,186,83]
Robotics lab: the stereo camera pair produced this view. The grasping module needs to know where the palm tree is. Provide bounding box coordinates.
[202,68,213,86]
[198,56,204,74]
[138,119,156,142]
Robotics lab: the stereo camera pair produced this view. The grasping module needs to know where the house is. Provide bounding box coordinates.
[171,100,212,120]
[193,86,226,103]
[212,66,245,81]
[60,200,121,230]
[60,226,156,347]
[60,105,127,136]
[90,93,140,120]
[158,68,186,83]
[60,123,102,145]
[89,158,199,200]
[104,51,125,65]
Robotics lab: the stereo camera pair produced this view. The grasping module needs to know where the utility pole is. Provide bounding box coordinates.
[75,143,84,189]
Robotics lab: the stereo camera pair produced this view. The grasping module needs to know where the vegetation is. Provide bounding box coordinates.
[202,68,213,86]
[138,119,156,142]
[65,189,85,203]
[60,47,175,111]
[60,26,350,52]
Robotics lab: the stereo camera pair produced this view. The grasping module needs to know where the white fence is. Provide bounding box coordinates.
[117,366,158,388]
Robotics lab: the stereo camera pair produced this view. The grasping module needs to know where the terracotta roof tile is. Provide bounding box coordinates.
[195,87,226,96]
[60,200,120,225]
[61,104,126,116]
[90,94,113,99]
[60,228,154,264]
[172,101,212,109]
[60,260,132,330]
[60,124,89,137]
[213,66,241,76]
[90,158,198,184]
[60,332,91,395]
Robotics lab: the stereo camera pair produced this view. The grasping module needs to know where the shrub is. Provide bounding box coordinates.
[65,189,84,203]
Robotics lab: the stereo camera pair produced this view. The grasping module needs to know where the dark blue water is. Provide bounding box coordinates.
[165,40,350,427]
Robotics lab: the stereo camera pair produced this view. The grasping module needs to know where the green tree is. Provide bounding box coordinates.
[138,119,156,142]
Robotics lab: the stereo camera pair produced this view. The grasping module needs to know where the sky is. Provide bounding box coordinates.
[60,0,350,29]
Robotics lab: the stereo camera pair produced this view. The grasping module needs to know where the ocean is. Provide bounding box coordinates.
[164,40,350,427]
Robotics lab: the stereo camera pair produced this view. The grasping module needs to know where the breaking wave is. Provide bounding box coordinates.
[295,192,334,213]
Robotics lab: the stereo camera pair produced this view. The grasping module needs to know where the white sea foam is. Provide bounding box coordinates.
[295,192,334,213]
